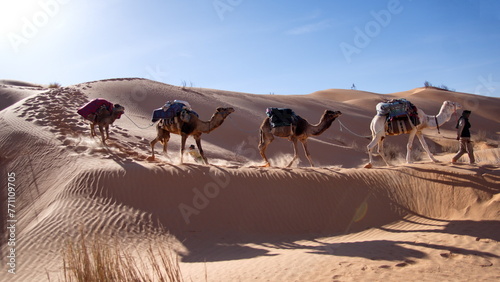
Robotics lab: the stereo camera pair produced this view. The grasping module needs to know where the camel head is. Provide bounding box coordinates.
[215,107,235,118]
[441,101,462,114]
[323,110,342,120]
[113,104,125,119]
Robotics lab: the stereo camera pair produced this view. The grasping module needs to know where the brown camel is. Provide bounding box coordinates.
[90,104,125,144]
[150,107,235,164]
[259,109,342,167]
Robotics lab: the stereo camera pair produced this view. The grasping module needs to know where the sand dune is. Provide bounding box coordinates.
[1,78,499,281]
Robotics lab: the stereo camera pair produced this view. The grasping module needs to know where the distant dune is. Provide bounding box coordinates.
[1,78,499,281]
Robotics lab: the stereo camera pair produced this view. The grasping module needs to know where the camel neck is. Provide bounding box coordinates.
[309,116,335,136]
[200,112,226,133]
[433,104,453,127]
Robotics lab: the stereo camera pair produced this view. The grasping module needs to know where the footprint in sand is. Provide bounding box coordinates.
[34,120,48,126]
[74,145,88,153]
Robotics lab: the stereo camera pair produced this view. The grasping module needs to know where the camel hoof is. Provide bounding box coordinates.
[364,163,373,169]
[147,156,155,161]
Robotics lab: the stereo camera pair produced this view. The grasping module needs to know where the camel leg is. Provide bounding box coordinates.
[180,133,188,164]
[161,130,170,154]
[365,135,380,168]
[378,137,390,166]
[301,139,314,167]
[90,123,96,137]
[406,130,417,163]
[98,124,106,144]
[150,138,158,160]
[286,138,299,168]
[416,131,438,162]
[258,129,274,167]
[194,135,209,165]
[105,124,110,140]
[150,128,170,160]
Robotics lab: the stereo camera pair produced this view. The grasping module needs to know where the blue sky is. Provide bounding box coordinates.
[1,0,500,96]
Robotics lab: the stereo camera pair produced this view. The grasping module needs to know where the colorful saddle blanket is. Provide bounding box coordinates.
[386,117,416,135]
[77,98,114,120]
[376,99,420,132]
[266,108,297,128]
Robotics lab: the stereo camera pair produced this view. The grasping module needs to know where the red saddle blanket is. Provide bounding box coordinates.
[77,98,114,119]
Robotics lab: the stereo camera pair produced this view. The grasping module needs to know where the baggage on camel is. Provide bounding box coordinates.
[151,100,198,123]
[77,98,117,121]
[376,99,420,135]
[266,107,298,128]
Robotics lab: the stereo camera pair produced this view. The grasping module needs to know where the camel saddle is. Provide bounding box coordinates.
[77,98,114,121]
[151,102,198,123]
[266,108,298,128]
[376,99,420,135]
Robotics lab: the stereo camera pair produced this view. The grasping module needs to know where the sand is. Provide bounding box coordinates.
[0,78,499,281]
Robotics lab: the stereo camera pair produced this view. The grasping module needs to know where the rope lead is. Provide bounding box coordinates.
[123,113,155,129]
[338,119,372,140]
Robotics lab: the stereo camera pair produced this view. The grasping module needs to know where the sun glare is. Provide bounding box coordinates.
[0,0,41,35]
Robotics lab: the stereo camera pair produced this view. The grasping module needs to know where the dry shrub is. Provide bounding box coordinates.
[48,82,61,88]
[62,233,183,282]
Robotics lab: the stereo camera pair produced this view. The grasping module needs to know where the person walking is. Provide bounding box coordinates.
[452,110,475,164]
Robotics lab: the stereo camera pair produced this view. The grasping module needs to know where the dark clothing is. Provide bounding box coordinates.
[457,117,471,138]
[453,114,474,164]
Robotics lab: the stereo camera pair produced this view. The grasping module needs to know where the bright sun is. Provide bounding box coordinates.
[0,0,50,35]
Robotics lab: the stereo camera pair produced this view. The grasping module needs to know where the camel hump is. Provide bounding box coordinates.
[266,108,297,128]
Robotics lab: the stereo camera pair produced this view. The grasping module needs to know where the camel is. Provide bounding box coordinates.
[150,107,235,164]
[259,109,342,167]
[365,100,462,168]
[90,104,125,144]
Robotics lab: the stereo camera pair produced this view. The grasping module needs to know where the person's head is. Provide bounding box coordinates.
[462,110,471,117]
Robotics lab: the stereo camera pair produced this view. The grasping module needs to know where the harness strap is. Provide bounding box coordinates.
[435,116,440,134]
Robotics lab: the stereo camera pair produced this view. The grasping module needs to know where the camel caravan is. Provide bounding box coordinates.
[76,95,464,168]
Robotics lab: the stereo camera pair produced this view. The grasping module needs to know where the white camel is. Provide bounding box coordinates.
[365,100,462,168]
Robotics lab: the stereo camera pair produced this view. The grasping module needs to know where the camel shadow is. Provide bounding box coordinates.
[387,163,500,194]
[179,219,500,263]
[249,219,500,264]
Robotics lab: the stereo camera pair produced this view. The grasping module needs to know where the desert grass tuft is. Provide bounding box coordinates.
[48,82,61,88]
[62,233,183,282]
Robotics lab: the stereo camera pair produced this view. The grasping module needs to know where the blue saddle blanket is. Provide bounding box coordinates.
[152,103,196,122]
